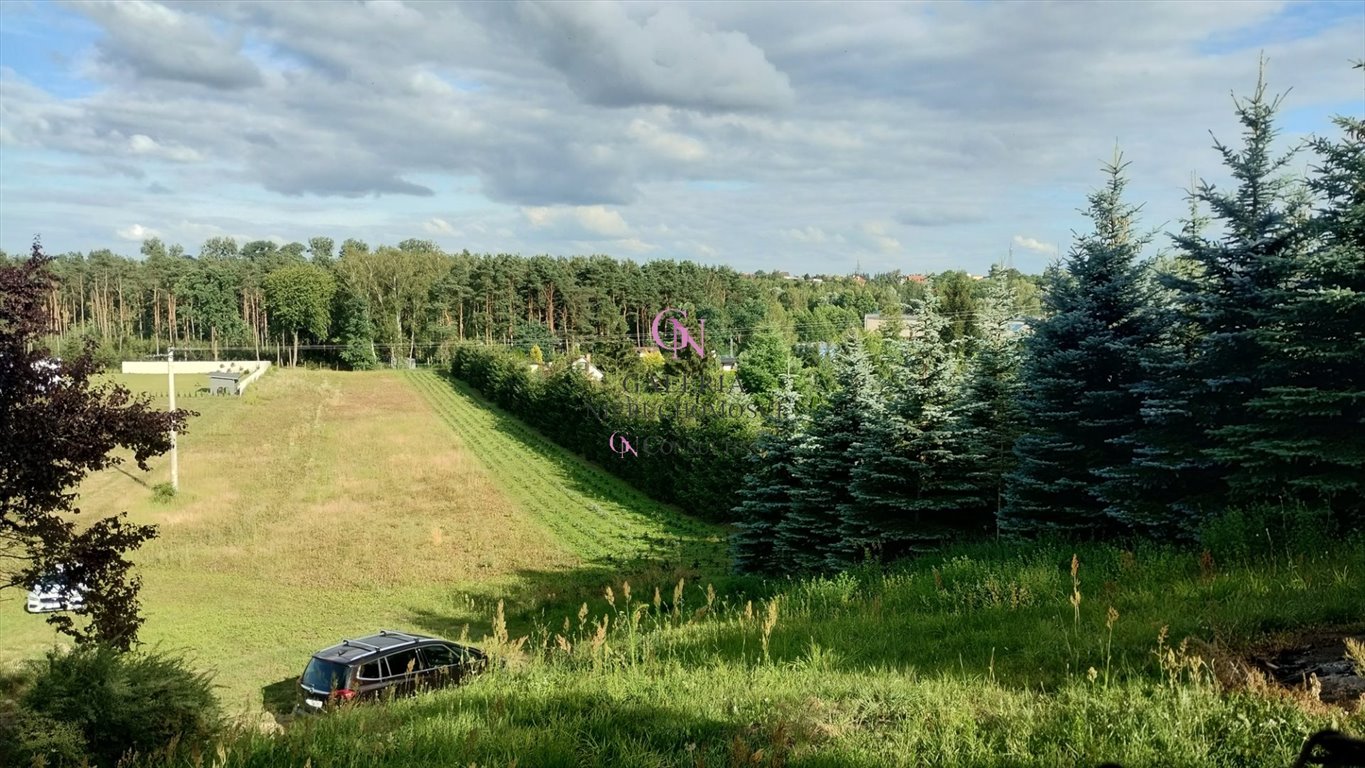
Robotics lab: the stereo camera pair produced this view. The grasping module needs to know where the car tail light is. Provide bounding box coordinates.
[332,688,357,702]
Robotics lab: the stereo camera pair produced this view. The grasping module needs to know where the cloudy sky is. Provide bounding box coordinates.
[1,1,1361,274]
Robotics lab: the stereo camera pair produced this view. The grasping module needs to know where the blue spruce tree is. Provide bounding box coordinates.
[777,334,879,571]
[847,291,984,557]
[731,375,807,573]
[1003,155,1158,537]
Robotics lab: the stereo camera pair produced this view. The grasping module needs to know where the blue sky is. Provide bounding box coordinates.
[1,0,1361,274]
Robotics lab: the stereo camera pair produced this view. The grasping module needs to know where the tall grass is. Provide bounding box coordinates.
[143,534,1364,766]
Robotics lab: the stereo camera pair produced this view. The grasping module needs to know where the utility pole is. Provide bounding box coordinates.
[167,346,178,492]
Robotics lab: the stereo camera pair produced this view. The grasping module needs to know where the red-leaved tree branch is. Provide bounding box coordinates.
[1,239,195,649]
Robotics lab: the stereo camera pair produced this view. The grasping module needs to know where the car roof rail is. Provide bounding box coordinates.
[378,629,422,643]
[341,638,380,652]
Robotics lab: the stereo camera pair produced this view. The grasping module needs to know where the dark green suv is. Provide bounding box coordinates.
[296,629,487,713]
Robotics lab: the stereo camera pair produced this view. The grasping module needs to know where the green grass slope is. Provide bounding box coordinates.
[0,369,725,714]
[151,537,1365,766]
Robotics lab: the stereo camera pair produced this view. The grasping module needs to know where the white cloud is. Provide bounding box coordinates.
[479,2,796,111]
[522,205,631,238]
[128,134,201,162]
[575,207,630,237]
[408,70,456,99]
[1,1,1360,273]
[115,224,159,240]
[1012,235,1059,255]
[613,237,658,254]
[861,221,902,254]
[782,226,829,244]
[423,217,460,236]
[72,0,263,89]
[627,119,706,162]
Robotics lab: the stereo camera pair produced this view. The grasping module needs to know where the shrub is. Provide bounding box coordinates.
[0,698,89,767]
[1199,505,1339,564]
[151,483,177,503]
[20,646,222,767]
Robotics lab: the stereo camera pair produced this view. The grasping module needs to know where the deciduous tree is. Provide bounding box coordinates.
[264,263,336,366]
[1,242,193,649]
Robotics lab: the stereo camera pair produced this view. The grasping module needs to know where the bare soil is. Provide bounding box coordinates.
[1248,631,1365,709]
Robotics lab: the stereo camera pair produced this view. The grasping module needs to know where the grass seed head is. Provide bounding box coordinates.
[1345,637,1365,676]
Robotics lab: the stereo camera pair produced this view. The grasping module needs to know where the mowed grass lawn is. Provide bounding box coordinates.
[0,368,724,715]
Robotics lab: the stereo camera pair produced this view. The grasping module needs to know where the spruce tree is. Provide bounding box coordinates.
[777,334,879,571]
[1002,155,1158,537]
[962,276,1026,525]
[1118,69,1310,536]
[1101,195,1213,533]
[1219,110,1364,523]
[731,376,806,573]
[847,292,983,556]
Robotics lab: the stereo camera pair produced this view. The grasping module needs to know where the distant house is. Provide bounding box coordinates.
[902,273,927,284]
[795,341,835,359]
[718,355,738,372]
[571,355,605,382]
[863,312,920,339]
[1004,319,1032,336]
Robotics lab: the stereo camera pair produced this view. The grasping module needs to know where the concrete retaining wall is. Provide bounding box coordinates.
[120,360,271,394]
[236,362,270,393]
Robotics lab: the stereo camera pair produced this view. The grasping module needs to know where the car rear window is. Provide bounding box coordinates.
[301,658,349,692]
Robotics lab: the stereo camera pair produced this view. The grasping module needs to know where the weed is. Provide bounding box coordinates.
[152,483,177,503]
[1346,638,1365,677]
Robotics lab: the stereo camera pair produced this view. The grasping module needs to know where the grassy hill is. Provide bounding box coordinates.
[0,368,726,714]
[3,368,1362,766]
[159,535,1365,766]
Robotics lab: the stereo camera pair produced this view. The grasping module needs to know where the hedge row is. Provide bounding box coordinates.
[449,345,755,523]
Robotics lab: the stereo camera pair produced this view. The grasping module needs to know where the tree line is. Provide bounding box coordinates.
[732,76,1363,572]
[4,237,1042,373]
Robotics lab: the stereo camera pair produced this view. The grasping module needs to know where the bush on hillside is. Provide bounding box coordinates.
[10,645,222,767]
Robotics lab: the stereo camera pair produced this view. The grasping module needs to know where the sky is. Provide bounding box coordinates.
[0,1,1361,275]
